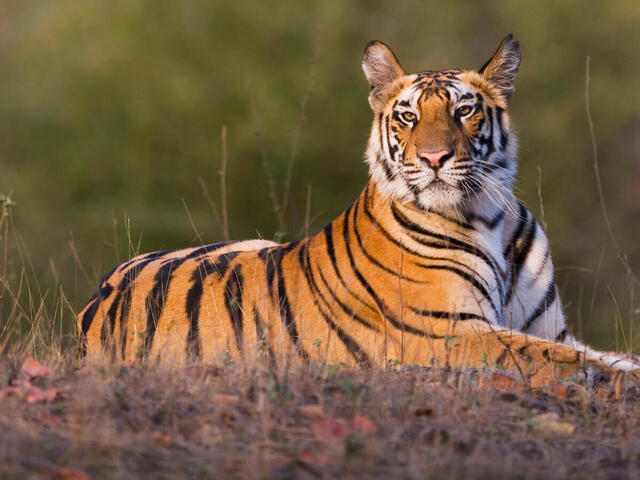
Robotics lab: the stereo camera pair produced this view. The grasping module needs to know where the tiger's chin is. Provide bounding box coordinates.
[413,180,465,214]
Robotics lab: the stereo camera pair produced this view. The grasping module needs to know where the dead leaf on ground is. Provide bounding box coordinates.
[350,415,377,436]
[299,404,324,418]
[26,385,58,403]
[311,416,377,444]
[21,357,53,379]
[54,467,91,480]
[478,372,522,392]
[298,449,330,466]
[0,380,57,403]
[550,382,588,401]
[212,394,239,405]
[311,418,348,443]
[152,433,172,446]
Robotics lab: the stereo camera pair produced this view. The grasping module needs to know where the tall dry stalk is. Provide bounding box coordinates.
[220,125,230,242]
[0,194,15,326]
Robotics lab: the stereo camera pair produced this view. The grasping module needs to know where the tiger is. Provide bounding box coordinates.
[78,35,637,382]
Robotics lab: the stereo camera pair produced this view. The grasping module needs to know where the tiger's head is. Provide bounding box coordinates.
[362,35,521,217]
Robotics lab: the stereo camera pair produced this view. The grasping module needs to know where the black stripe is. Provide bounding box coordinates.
[140,242,242,359]
[469,210,505,230]
[185,252,239,360]
[390,203,504,301]
[503,202,528,258]
[411,263,498,319]
[523,280,557,332]
[117,258,157,360]
[141,258,188,359]
[496,106,508,150]
[117,248,176,273]
[556,328,568,343]
[342,199,443,340]
[298,241,372,367]
[316,267,379,332]
[81,283,114,354]
[351,198,425,284]
[361,188,489,283]
[506,218,537,304]
[264,241,310,361]
[406,306,488,322]
[322,219,378,315]
[224,264,245,352]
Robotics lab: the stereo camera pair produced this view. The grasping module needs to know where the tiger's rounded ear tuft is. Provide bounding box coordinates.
[362,41,404,109]
[478,34,521,101]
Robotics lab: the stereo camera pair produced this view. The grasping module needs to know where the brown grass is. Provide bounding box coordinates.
[1,352,640,479]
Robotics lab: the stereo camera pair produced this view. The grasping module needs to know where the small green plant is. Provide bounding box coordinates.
[481,352,489,366]
[444,335,459,352]
[386,358,401,370]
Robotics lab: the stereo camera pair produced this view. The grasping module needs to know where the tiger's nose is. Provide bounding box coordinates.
[418,149,453,169]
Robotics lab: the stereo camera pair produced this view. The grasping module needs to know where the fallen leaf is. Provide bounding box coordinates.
[26,386,58,403]
[212,394,239,404]
[551,382,588,401]
[350,415,377,436]
[54,467,91,480]
[21,357,53,379]
[529,413,575,435]
[152,433,172,446]
[311,418,347,443]
[299,404,324,418]
[478,372,522,392]
[298,449,330,466]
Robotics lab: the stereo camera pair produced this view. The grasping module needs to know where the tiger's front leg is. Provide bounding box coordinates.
[397,317,604,384]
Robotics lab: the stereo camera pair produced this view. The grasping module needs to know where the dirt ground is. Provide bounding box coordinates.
[1,357,640,480]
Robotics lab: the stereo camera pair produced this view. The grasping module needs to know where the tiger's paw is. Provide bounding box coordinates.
[597,352,640,373]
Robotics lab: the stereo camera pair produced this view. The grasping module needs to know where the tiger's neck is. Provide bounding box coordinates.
[360,181,514,255]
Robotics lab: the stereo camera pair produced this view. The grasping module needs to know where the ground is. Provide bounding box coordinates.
[1,357,640,479]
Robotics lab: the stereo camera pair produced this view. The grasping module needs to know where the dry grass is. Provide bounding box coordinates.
[1,352,640,479]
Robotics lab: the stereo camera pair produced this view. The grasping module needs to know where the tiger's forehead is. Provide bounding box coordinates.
[394,70,480,107]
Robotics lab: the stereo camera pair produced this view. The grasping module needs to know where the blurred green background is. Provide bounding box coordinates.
[1,0,639,350]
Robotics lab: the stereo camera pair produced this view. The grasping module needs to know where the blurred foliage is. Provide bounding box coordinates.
[0,0,639,349]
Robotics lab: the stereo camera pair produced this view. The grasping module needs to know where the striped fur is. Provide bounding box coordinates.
[78,36,637,378]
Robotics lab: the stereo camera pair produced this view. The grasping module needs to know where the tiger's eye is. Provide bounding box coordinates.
[400,111,417,123]
[455,105,474,117]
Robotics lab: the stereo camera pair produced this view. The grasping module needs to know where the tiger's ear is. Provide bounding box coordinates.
[478,34,521,101]
[362,41,405,110]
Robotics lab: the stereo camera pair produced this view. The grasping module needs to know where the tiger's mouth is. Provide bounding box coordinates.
[403,168,462,193]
